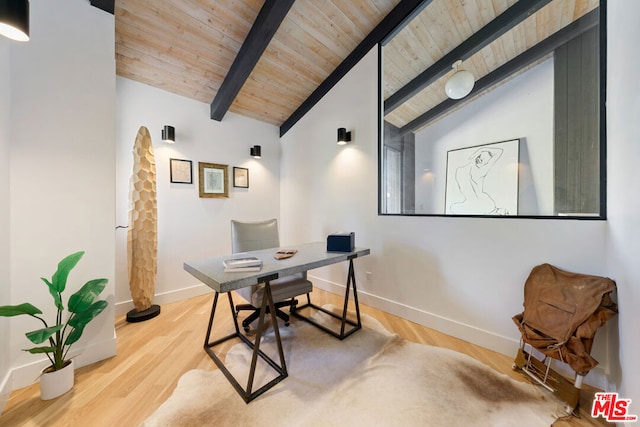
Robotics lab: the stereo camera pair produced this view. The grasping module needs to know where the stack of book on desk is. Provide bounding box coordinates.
[223,257,263,273]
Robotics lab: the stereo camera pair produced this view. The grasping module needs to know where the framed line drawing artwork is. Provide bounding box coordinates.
[198,162,228,198]
[169,158,193,184]
[445,139,520,216]
[233,167,249,188]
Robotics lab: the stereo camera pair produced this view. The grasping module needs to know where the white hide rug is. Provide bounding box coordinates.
[141,309,564,427]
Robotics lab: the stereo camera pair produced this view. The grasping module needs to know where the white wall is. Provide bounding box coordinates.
[606,0,640,411]
[6,0,116,390]
[415,58,554,215]
[0,37,11,410]
[115,78,281,314]
[281,47,613,389]
[2,0,635,414]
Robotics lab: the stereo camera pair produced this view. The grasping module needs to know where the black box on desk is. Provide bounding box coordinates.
[327,232,355,252]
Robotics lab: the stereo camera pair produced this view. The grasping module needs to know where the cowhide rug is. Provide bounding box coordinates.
[141,309,564,426]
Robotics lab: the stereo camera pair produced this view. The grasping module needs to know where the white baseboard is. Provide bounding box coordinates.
[2,284,211,411]
[6,335,117,394]
[310,274,610,390]
[0,370,10,416]
[115,283,212,317]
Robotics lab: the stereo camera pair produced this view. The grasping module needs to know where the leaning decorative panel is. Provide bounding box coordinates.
[445,139,520,215]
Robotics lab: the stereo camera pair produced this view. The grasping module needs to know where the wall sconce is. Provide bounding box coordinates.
[250,145,261,159]
[445,60,474,100]
[0,0,30,42]
[337,127,351,145]
[161,125,175,143]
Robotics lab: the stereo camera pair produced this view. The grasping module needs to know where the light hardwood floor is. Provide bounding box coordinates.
[1,288,610,426]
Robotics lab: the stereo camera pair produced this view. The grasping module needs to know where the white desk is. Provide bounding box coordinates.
[183,242,370,403]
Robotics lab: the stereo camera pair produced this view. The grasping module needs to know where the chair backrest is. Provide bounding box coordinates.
[231,219,280,254]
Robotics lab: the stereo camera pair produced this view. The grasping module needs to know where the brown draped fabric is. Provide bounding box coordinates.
[513,263,617,373]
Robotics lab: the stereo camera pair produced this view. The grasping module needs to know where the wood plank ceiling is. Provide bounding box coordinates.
[383,0,599,132]
[115,0,401,127]
[114,0,599,134]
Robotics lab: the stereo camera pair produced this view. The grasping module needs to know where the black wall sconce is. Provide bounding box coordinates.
[161,125,175,143]
[0,0,30,42]
[250,145,261,159]
[337,127,352,145]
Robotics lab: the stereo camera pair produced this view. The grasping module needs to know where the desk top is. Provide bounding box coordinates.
[184,241,370,293]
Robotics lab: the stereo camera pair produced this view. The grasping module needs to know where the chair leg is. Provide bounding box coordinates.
[289,296,299,314]
[236,303,254,313]
[241,309,262,331]
[274,307,290,325]
[273,300,296,325]
[238,298,299,331]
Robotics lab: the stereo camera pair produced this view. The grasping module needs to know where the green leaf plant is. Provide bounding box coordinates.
[0,251,108,372]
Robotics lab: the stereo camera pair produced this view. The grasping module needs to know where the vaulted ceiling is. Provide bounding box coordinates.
[112,0,599,136]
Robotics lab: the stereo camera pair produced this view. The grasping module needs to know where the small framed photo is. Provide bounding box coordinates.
[233,167,249,188]
[198,162,228,198]
[169,158,193,184]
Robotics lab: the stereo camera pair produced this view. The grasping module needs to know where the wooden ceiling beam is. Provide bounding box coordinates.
[90,0,114,15]
[279,0,428,137]
[384,0,552,115]
[210,0,295,122]
[399,8,600,136]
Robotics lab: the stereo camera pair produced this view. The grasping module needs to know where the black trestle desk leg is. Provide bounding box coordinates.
[292,255,362,339]
[202,283,288,403]
[226,291,241,334]
[340,258,362,337]
[245,280,288,399]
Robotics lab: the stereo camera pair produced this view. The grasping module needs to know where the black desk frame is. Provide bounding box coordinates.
[204,274,287,403]
[187,243,369,403]
[292,254,362,339]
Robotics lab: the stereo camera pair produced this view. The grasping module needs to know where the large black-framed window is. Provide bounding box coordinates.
[378,0,607,219]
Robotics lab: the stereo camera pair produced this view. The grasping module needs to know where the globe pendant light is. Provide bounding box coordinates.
[445,60,474,100]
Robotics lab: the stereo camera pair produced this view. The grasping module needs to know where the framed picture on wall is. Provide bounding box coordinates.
[444,139,520,215]
[233,167,249,188]
[198,162,228,198]
[169,158,193,184]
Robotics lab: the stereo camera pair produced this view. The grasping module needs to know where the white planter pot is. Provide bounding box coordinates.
[40,359,74,400]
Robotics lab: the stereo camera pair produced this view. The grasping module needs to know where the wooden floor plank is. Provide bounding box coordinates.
[0,288,610,426]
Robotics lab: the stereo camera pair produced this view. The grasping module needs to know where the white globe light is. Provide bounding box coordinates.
[445,69,474,99]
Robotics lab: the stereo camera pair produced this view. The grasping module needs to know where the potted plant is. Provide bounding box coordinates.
[0,251,108,399]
